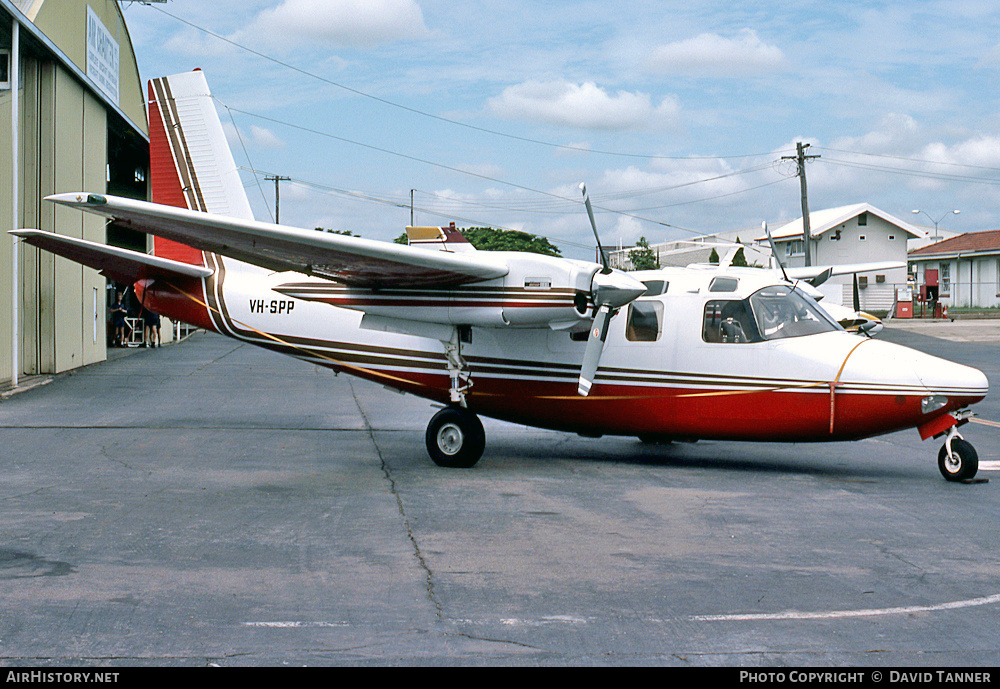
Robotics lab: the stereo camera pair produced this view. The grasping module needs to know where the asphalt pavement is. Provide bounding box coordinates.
[0,322,998,666]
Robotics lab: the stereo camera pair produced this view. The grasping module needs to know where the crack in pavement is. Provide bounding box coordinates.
[348,380,444,621]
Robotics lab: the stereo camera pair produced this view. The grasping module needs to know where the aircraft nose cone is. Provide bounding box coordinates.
[914,354,989,401]
[847,338,988,403]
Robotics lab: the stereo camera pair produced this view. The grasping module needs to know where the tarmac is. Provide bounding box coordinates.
[882,317,1000,343]
[0,320,998,666]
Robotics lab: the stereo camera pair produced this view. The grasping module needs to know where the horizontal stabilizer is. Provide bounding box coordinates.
[11,229,214,283]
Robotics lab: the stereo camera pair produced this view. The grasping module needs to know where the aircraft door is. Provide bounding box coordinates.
[610,299,665,372]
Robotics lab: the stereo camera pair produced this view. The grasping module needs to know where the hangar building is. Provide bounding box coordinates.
[2,0,148,389]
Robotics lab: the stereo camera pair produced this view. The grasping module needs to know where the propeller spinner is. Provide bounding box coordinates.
[577,184,646,396]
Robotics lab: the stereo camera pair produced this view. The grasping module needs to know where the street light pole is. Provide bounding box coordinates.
[912,209,960,242]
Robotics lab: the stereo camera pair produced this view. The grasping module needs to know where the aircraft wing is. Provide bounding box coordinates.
[45,193,510,289]
[786,261,905,286]
[11,229,214,284]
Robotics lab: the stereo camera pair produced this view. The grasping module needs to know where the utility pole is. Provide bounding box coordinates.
[265,175,290,223]
[782,142,820,266]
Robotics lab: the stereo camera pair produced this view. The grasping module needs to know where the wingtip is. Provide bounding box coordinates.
[44,192,108,206]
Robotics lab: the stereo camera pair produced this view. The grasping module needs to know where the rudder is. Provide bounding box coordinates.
[147,70,254,264]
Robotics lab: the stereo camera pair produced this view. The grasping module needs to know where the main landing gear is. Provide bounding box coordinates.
[425,326,485,468]
[425,406,485,468]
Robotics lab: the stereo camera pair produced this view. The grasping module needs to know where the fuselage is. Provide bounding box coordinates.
[137,257,988,443]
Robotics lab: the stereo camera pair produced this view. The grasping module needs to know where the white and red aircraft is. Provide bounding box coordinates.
[11,71,989,480]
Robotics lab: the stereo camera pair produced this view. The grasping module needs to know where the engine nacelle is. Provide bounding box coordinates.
[276,253,598,330]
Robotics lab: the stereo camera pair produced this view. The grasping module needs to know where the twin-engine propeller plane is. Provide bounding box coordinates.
[11,71,989,480]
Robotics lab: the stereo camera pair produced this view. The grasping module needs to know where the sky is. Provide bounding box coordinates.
[119,0,1000,260]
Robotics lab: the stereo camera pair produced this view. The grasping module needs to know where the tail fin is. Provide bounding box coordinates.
[147,70,254,264]
[405,223,477,253]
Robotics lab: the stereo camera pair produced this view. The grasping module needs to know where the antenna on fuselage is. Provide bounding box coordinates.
[763,221,790,283]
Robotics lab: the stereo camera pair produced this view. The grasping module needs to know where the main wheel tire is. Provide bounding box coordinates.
[938,437,979,482]
[425,406,486,468]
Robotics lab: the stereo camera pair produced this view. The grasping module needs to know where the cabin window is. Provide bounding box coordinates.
[708,277,738,292]
[641,280,668,296]
[703,300,761,344]
[626,301,663,342]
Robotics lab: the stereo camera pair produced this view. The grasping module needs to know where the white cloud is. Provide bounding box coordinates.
[240,0,434,49]
[221,121,285,151]
[829,117,1000,172]
[487,81,680,131]
[829,114,921,154]
[920,136,1000,169]
[250,125,285,148]
[646,29,786,77]
[610,215,646,246]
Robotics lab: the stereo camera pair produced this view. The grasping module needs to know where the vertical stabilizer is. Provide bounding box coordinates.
[147,70,254,264]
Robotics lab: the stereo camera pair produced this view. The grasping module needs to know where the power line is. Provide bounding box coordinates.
[814,147,1000,173]
[222,100,788,220]
[141,2,775,163]
[820,156,1000,185]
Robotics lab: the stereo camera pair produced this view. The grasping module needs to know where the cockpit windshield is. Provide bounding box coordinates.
[749,285,842,340]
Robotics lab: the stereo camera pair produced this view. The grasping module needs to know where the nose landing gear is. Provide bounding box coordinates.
[938,426,980,482]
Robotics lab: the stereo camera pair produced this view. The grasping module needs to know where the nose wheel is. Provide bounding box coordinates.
[425,406,485,468]
[938,435,979,482]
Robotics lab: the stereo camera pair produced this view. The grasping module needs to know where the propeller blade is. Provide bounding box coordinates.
[577,266,646,396]
[853,273,860,312]
[575,183,645,396]
[578,304,612,396]
[580,183,610,273]
[763,221,790,283]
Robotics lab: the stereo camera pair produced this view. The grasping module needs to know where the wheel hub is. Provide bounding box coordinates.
[437,423,464,456]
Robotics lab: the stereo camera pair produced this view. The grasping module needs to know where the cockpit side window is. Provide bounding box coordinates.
[749,285,841,340]
[626,301,663,342]
[703,299,762,344]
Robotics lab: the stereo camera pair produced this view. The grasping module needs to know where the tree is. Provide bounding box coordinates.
[393,226,562,256]
[316,228,359,237]
[708,247,720,265]
[628,236,659,271]
[460,227,561,256]
[731,237,748,267]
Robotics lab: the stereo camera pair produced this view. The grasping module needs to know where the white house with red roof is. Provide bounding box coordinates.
[758,204,925,311]
[908,230,1000,309]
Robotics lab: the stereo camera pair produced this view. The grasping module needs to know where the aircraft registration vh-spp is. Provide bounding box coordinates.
[11,71,989,480]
